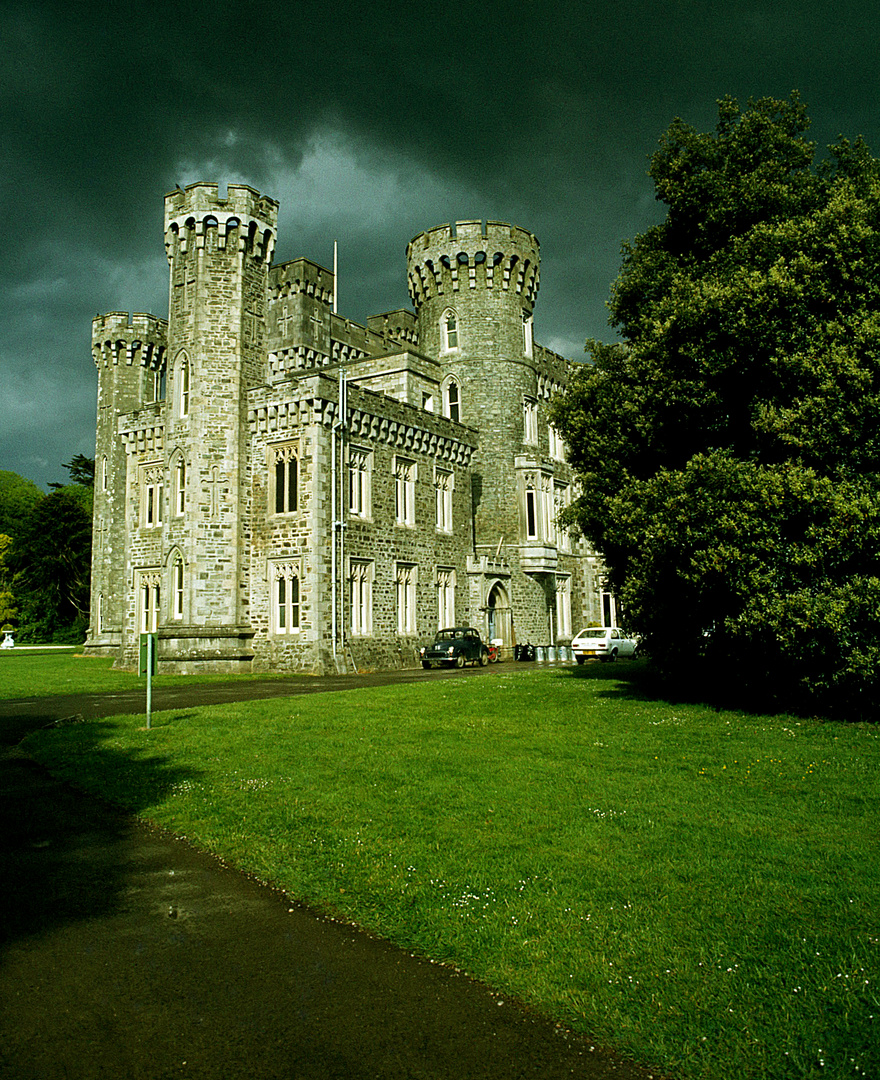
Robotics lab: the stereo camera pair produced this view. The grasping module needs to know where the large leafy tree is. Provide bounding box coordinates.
[551,93,880,716]
[0,470,44,543]
[4,460,94,643]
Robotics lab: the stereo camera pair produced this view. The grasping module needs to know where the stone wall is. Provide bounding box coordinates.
[85,185,605,675]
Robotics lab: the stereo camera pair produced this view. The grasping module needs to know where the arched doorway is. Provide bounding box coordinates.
[486,581,511,648]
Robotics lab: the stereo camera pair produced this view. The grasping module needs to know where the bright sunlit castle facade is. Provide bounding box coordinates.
[85,182,606,674]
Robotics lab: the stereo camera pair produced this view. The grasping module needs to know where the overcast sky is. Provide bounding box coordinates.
[3,0,879,489]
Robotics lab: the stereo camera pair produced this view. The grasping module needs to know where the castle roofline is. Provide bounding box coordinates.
[271,256,333,276]
[407,220,539,252]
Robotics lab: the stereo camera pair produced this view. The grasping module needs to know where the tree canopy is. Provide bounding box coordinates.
[0,459,94,643]
[550,93,880,717]
[0,471,44,543]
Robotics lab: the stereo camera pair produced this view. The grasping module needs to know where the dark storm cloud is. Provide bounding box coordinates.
[3,0,880,487]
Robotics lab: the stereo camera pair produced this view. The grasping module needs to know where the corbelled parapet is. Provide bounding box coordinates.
[406,220,540,311]
[92,311,167,369]
[269,258,334,307]
[164,182,278,263]
[366,309,419,347]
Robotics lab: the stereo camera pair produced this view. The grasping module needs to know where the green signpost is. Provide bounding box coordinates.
[139,632,157,728]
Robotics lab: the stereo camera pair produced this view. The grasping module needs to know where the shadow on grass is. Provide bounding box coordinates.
[557,658,810,718]
[0,713,203,957]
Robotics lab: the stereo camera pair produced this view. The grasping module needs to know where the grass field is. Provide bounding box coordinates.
[0,649,293,699]
[19,662,880,1080]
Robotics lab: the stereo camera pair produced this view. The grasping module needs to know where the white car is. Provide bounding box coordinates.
[571,627,639,664]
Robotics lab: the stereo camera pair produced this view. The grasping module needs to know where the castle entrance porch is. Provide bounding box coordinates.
[486,582,511,652]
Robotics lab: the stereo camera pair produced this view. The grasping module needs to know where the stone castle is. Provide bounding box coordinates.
[85,183,610,673]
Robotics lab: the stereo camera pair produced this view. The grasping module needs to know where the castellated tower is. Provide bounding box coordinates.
[161,184,278,666]
[407,222,571,643]
[89,313,167,655]
[86,183,600,674]
[407,222,539,546]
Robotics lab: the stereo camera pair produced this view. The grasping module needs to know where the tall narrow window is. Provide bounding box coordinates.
[435,468,453,532]
[523,313,534,357]
[140,463,163,528]
[542,474,554,544]
[395,458,416,526]
[446,379,460,422]
[555,575,572,639]
[272,445,298,515]
[349,447,372,519]
[152,367,167,402]
[523,398,538,444]
[138,570,161,633]
[177,357,190,418]
[524,473,538,540]
[272,562,301,634]
[442,310,459,351]
[548,424,566,460]
[602,591,617,628]
[174,457,186,516]
[172,555,184,620]
[437,567,456,628]
[396,563,417,635]
[101,455,108,492]
[349,560,374,636]
[554,482,571,551]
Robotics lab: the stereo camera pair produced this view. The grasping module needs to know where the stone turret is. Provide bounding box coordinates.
[406,220,539,361]
[406,221,542,555]
[87,312,168,654]
[161,183,278,662]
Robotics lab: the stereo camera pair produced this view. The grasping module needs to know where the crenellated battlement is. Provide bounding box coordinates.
[406,220,540,311]
[164,182,278,263]
[269,258,334,307]
[366,309,418,347]
[86,182,597,677]
[92,311,167,369]
[410,220,539,250]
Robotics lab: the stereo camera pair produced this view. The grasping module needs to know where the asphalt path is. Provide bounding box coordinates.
[0,667,664,1080]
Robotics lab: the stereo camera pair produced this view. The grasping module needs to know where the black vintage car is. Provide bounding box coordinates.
[420,627,489,669]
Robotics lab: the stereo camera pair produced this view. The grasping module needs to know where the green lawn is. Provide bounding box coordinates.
[21,663,880,1080]
[0,650,293,699]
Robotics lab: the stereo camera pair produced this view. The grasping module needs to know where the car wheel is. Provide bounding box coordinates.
[455,654,465,669]
[479,650,488,666]
[575,656,584,665]
[421,660,431,669]
[609,649,618,662]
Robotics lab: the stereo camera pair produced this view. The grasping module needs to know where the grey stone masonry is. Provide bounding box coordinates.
[84,186,608,675]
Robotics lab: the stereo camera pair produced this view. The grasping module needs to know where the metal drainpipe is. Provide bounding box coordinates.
[338,369,347,664]
[331,418,338,668]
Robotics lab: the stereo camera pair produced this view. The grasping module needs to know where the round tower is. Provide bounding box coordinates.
[407,220,539,364]
[406,221,541,554]
[86,312,168,656]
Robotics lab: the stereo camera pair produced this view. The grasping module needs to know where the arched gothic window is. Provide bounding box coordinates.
[271,444,298,515]
[175,354,190,418]
[271,562,301,634]
[443,378,460,423]
[171,453,186,516]
[441,310,459,352]
[169,552,185,620]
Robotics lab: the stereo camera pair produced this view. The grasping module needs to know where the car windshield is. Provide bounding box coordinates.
[435,630,460,642]
[577,629,608,639]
